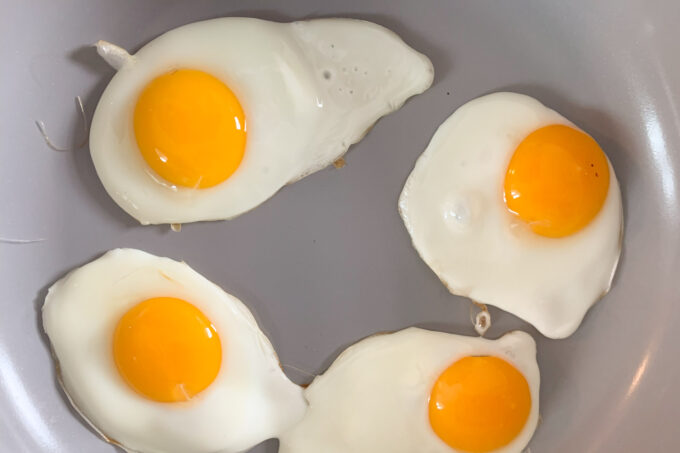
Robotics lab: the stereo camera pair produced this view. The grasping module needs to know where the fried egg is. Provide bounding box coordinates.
[279,328,539,453]
[90,18,434,225]
[399,92,623,338]
[42,248,306,453]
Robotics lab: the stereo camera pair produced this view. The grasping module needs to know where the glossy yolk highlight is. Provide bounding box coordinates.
[134,69,246,189]
[113,297,222,403]
[504,124,609,238]
[429,356,531,453]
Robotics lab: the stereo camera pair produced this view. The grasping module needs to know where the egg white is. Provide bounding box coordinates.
[42,248,306,453]
[278,328,539,453]
[399,92,623,338]
[90,18,433,225]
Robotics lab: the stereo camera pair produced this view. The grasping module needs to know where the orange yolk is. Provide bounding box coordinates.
[429,356,531,453]
[133,69,246,189]
[504,124,609,238]
[113,297,222,403]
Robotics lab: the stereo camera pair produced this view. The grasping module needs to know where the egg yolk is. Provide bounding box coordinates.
[133,69,247,189]
[503,124,609,238]
[429,356,531,453]
[113,297,222,403]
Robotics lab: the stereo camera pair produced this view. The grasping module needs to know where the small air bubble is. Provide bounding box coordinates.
[322,70,332,80]
[446,91,450,95]
[595,172,599,177]
[349,90,354,94]
[354,66,358,72]
[590,163,594,167]
[330,44,335,48]
[364,71,368,75]
[338,87,343,92]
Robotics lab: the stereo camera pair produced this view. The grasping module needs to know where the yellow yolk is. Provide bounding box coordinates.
[429,356,531,453]
[133,69,246,189]
[113,297,222,403]
[504,124,610,238]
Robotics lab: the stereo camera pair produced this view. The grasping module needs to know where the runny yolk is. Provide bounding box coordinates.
[133,69,247,189]
[503,124,609,238]
[429,356,531,453]
[113,297,222,403]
